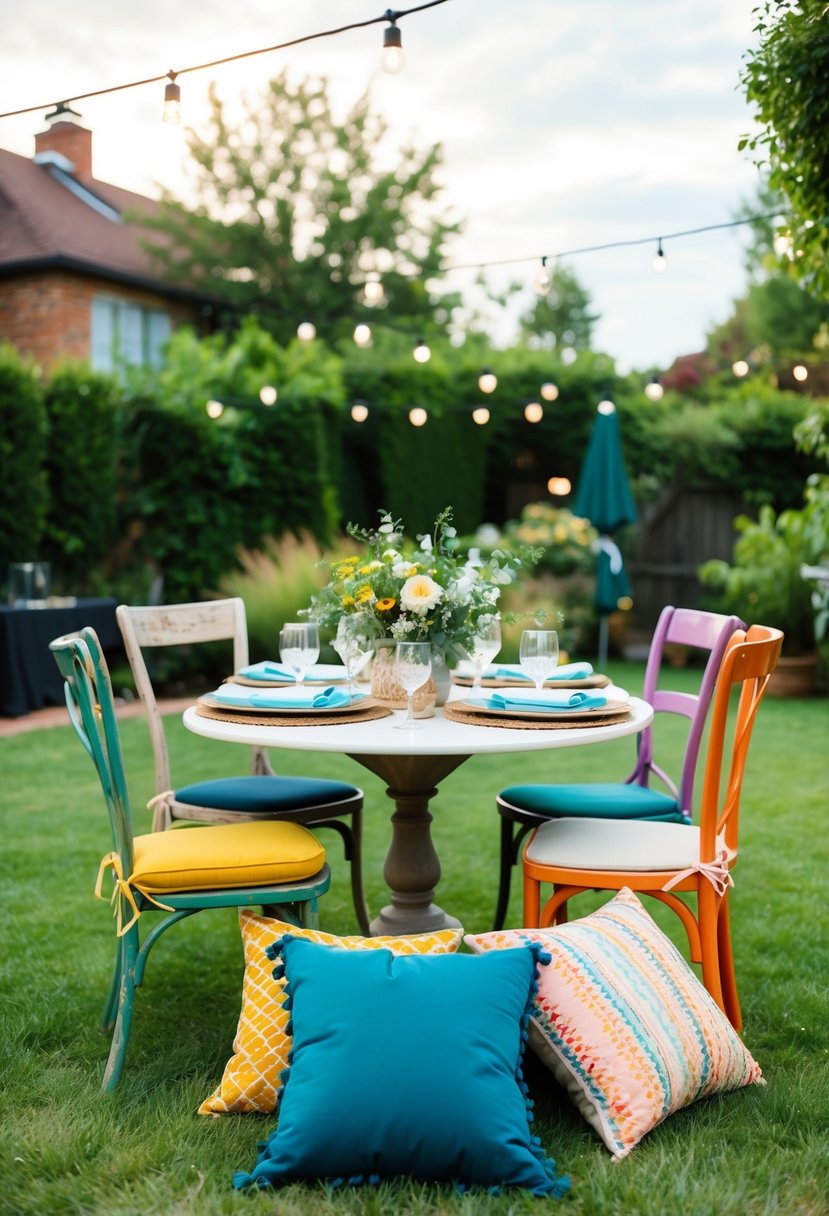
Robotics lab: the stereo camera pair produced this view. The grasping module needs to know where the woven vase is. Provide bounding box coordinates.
[369,640,437,717]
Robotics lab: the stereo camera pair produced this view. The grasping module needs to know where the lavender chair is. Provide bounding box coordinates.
[492,606,745,929]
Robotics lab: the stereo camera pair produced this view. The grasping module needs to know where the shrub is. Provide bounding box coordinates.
[0,343,47,579]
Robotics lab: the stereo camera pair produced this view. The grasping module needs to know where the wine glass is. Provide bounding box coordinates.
[393,641,432,729]
[469,616,502,689]
[331,613,375,698]
[278,622,320,684]
[518,629,559,692]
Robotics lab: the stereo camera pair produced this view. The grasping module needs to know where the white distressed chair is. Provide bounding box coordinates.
[116,598,369,934]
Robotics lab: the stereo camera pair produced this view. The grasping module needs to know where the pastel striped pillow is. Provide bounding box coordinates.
[464,888,763,1159]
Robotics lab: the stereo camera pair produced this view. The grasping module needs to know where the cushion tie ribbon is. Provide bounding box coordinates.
[147,790,175,832]
[95,852,174,937]
[662,850,734,898]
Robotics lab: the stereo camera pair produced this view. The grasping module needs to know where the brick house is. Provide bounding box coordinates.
[0,107,217,375]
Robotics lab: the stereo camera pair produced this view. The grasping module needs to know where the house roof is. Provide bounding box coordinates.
[0,143,211,302]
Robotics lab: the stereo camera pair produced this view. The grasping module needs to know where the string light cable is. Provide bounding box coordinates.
[0,1,450,120]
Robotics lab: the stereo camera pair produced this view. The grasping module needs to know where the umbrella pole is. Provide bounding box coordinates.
[598,614,609,669]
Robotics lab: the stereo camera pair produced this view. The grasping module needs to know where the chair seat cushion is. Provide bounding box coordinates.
[500,782,684,822]
[525,817,715,873]
[233,936,569,1195]
[131,821,325,892]
[174,775,359,813]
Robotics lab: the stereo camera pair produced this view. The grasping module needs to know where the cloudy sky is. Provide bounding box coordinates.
[1,0,766,372]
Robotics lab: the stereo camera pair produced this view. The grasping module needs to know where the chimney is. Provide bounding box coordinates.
[35,104,93,178]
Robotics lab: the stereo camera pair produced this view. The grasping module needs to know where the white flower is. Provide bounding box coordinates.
[382,548,400,561]
[378,514,396,535]
[392,560,419,578]
[417,533,433,553]
[400,574,443,615]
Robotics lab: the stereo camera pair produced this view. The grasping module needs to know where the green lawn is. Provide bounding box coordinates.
[2,661,828,1215]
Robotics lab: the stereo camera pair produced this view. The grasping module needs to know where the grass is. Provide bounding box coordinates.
[2,660,828,1215]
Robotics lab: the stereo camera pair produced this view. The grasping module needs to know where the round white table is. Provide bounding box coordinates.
[183,695,653,935]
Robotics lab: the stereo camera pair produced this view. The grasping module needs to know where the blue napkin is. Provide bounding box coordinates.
[482,661,594,682]
[239,661,346,683]
[469,689,607,713]
[214,684,358,710]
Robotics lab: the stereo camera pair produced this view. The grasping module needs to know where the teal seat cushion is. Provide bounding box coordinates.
[233,935,570,1196]
[500,782,686,823]
[174,775,358,813]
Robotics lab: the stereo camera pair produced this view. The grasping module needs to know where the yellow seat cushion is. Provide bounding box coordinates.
[131,821,325,893]
[198,911,463,1115]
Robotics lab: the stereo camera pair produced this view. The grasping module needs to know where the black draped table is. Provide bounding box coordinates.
[0,598,120,717]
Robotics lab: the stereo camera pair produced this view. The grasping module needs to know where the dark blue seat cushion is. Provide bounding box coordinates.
[174,775,359,813]
[500,782,686,823]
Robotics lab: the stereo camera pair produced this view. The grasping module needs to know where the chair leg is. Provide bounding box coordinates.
[102,929,138,1093]
[101,939,122,1032]
[717,895,742,1032]
[523,870,541,928]
[313,816,370,936]
[698,885,726,1018]
[493,817,516,931]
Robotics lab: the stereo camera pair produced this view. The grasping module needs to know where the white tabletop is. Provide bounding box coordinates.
[182,695,653,757]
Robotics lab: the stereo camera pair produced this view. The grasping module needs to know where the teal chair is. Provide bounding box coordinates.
[50,627,331,1092]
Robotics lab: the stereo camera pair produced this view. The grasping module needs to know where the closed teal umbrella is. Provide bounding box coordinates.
[573,403,637,665]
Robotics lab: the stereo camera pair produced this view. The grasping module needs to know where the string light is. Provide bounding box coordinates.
[524,401,543,423]
[413,338,431,363]
[381,13,405,73]
[409,407,428,426]
[259,385,277,405]
[297,321,316,341]
[597,399,616,415]
[0,1,450,120]
[533,256,552,297]
[644,377,663,401]
[732,359,750,377]
[547,476,571,496]
[652,238,667,273]
[472,407,490,425]
[205,399,224,418]
[793,364,809,382]
[539,381,559,402]
[478,368,497,393]
[351,401,369,422]
[363,276,385,306]
[162,72,181,124]
[354,323,372,347]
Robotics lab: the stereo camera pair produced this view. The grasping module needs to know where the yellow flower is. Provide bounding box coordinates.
[376,597,396,612]
[356,584,375,604]
[341,595,356,608]
[358,560,383,574]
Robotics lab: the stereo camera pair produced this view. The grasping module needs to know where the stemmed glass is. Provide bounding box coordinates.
[278,622,320,685]
[393,641,432,729]
[331,613,375,699]
[469,616,502,689]
[518,629,559,692]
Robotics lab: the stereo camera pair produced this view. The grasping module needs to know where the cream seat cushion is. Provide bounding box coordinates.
[525,817,727,872]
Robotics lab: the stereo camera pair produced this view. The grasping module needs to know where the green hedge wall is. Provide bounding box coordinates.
[0,344,47,582]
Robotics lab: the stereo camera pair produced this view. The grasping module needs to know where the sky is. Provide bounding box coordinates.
[1,0,766,373]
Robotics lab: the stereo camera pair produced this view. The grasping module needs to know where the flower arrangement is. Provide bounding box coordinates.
[303,507,541,666]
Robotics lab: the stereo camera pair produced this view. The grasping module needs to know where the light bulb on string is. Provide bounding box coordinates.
[351,401,369,422]
[597,399,616,415]
[205,399,224,419]
[363,276,384,307]
[644,377,663,401]
[413,338,431,364]
[524,401,543,423]
[353,323,372,348]
[162,72,181,124]
[478,368,497,393]
[792,364,809,382]
[409,407,428,427]
[540,381,559,402]
[259,385,277,406]
[534,256,552,296]
[297,321,316,341]
[547,476,571,496]
[731,359,750,378]
[652,238,667,273]
[381,16,404,73]
[472,407,490,426]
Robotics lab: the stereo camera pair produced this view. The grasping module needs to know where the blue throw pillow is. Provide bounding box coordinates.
[233,935,570,1197]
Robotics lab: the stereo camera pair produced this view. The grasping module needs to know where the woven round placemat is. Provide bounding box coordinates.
[451,673,611,689]
[195,701,393,728]
[442,700,632,730]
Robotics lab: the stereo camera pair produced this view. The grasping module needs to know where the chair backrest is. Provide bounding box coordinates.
[697,623,783,860]
[116,598,257,797]
[50,628,135,875]
[631,606,745,816]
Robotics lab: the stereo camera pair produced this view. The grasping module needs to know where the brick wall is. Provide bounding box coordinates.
[0,271,200,373]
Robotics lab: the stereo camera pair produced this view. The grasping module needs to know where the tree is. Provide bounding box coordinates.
[142,72,460,345]
[517,263,598,351]
[740,1,829,296]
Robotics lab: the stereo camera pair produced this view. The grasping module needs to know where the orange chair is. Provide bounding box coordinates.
[522,624,783,1031]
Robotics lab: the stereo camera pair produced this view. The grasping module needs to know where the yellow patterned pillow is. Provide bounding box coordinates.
[198,910,464,1115]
